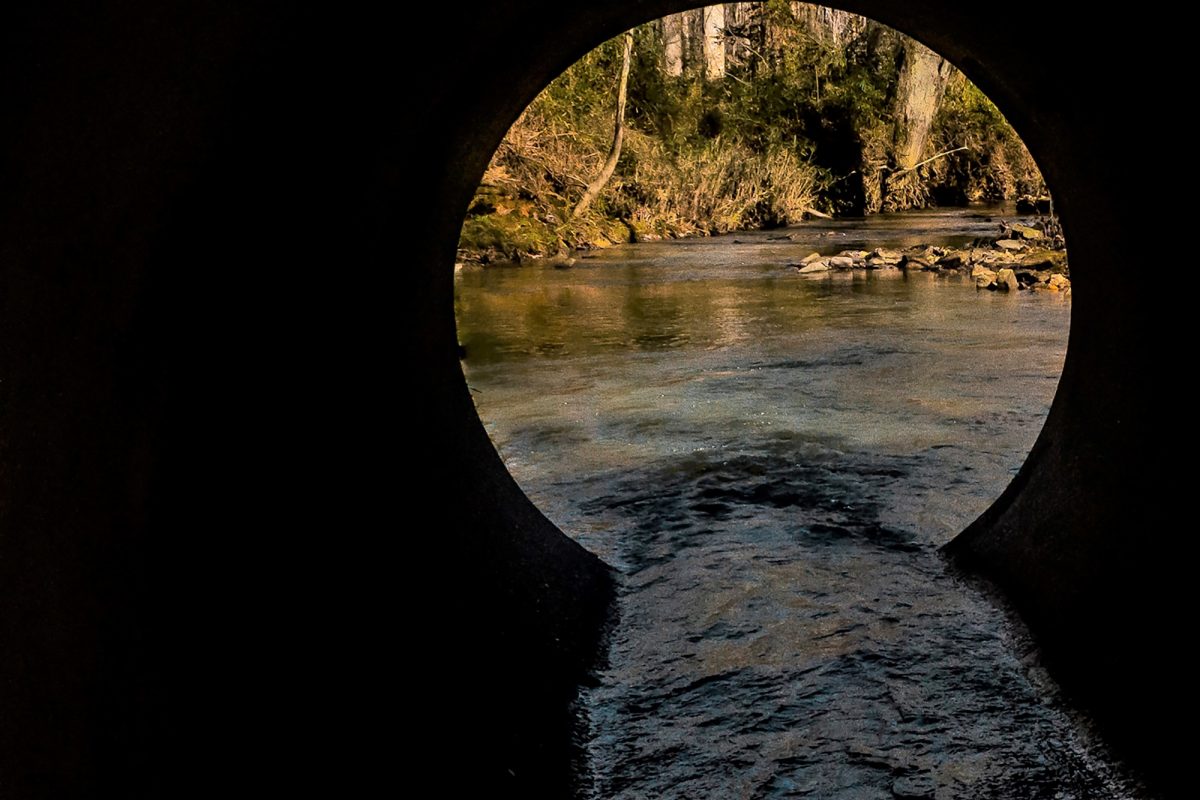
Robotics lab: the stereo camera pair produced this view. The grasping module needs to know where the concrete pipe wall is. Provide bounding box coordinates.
[0,2,1185,797]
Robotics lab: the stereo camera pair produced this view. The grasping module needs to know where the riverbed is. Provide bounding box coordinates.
[455,208,1142,798]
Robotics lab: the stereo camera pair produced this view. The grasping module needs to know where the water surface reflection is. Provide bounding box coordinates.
[457,209,1138,798]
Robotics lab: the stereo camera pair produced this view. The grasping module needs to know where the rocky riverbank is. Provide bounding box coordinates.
[790,219,1070,293]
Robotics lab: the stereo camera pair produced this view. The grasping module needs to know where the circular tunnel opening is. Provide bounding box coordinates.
[1,3,1185,798]
[448,4,1120,797]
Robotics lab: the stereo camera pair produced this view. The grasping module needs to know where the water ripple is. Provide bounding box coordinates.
[457,211,1140,798]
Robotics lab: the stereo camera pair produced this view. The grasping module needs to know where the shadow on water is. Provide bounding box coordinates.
[457,208,1142,798]
[568,442,1136,799]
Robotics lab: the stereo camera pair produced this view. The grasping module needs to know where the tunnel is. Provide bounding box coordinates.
[0,2,1186,797]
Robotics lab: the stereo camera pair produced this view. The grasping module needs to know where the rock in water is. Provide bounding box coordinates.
[867,248,904,269]
[996,268,1020,291]
[827,256,855,270]
[1011,223,1043,240]
[995,239,1025,251]
[901,255,932,270]
[936,253,964,270]
[800,251,824,264]
[972,266,998,289]
[965,248,991,265]
[1015,269,1041,286]
[1048,273,1071,291]
[798,260,829,273]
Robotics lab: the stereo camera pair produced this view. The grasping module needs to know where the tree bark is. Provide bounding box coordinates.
[661,14,683,77]
[723,3,744,67]
[793,3,859,47]
[892,39,953,170]
[572,31,634,218]
[703,5,726,79]
[683,9,702,71]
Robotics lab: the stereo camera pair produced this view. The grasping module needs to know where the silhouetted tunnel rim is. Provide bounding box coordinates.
[451,0,1073,552]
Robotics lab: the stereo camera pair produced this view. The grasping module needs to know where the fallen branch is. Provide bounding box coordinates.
[889,145,969,178]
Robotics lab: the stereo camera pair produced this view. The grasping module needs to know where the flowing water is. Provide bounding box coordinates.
[455,208,1142,799]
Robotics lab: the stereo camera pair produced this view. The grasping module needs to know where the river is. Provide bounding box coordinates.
[455,207,1143,799]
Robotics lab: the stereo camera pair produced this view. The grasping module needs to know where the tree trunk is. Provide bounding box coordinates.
[703,5,726,79]
[882,39,953,210]
[661,14,683,77]
[723,3,744,67]
[572,32,634,218]
[683,9,703,72]
[721,3,760,74]
[793,3,858,47]
[892,39,953,171]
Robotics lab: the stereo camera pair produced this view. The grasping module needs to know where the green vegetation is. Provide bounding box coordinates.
[923,81,1045,205]
[459,3,1047,264]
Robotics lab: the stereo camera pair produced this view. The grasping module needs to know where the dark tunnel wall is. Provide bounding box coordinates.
[0,2,1187,797]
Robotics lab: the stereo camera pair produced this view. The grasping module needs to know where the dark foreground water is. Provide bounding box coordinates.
[456,208,1144,798]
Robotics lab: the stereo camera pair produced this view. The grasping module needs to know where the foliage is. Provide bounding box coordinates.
[619,131,820,234]
[458,3,1047,264]
[925,77,1045,203]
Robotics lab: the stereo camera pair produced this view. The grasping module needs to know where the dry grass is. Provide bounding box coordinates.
[472,103,821,250]
[620,130,819,234]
